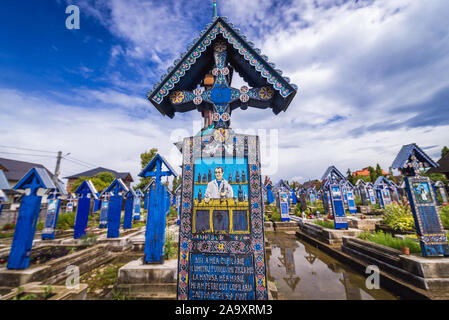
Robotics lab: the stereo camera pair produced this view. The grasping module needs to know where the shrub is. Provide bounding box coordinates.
[439,204,449,229]
[382,203,415,231]
[56,212,76,230]
[358,231,421,253]
[2,223,15,231]
[164,232,178,259]
[313,220,334,229]
[270,206,281,222]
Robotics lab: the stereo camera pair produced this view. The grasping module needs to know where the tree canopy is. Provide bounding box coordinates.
[70,171,115,194]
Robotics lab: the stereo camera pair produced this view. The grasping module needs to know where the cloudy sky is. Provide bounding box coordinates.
[1,0,448,186]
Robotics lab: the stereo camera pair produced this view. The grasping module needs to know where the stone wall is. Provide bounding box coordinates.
[0,205,48,227]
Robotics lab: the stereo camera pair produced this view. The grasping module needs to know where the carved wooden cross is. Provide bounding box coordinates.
[169,41,275,129]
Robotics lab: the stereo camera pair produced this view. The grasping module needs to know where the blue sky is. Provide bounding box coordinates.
[0,0,448,185]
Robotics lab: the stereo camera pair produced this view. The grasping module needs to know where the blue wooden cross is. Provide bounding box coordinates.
[138,154,177,264]
[73,180,98,239]
[104,178,129,238]
[8,168,55,269]
[123,187,136,229]
[169,41,275,129]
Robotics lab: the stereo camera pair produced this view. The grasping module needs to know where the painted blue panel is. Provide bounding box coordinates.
[233,210,248,232]
[7,194,42,269]
[73,197,91,239]
[99,200,108,228]
[266,186,274,204]
[123,196,133,229]
[279,192,290,221]
[188,253,255,300]
[66,201,74,213]
[368,188,376,205]
[405,176,449,257]
[330,184,348,229]
[41,199,61,240]
[212,210,229,231]
[346,191,357,214]
[107,196,122,238]
[133,197,141,220]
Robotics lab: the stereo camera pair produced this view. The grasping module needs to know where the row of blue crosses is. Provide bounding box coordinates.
[6,154,176,269]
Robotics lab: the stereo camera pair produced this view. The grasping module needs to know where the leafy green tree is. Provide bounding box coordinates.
[346,168,355,185]
[172,175,182,193]
[368,166,376,183]
[134,148,158,191]
[71,171,116,193]
[375,164,384,179]
[442,146,449,158]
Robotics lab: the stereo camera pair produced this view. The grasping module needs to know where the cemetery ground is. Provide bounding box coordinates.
[0,206,179,300]
[264,200,449,300]
[1,197,449,300]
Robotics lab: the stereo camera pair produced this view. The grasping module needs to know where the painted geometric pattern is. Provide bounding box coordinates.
[152,21,293,105]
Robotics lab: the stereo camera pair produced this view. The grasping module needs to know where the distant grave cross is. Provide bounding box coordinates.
[169,41,275,129]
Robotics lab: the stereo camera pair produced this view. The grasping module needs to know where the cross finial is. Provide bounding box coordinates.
[213,0,217,18]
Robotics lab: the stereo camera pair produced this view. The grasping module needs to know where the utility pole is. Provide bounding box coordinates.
[54,151,62,178]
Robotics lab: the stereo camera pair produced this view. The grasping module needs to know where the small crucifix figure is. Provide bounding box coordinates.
[168,41,275,130]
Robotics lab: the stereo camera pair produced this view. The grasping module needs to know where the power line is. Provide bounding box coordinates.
[65,156,99,168]
[0,151,57,159]
[0,145,57,154]
[62,157,93,169]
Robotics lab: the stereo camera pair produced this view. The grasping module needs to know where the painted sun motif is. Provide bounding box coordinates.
[259,86,274,100]
[170,91,184,104]
[214,41,227,53]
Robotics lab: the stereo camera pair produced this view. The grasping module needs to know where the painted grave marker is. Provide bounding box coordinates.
[73,180,98,239]
[8,168,55,269]
[139,154,177,264]
[392,143,449,257]
[145,7,297,300]
[104,178,129,238]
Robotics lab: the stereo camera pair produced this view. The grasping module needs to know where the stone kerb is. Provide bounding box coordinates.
[116,258,177,299]
[299,220,362,245]
[341,236,449,290]
[0,244,113,288]
[272,221,299,232]
[346,216,381,231]
[0,281,88,300]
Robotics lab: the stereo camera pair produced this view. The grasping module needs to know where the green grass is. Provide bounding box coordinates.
[313,220,335,229]
[358,231,421,253]
[270,207,281,222]
[164,232,178,260]
[439,205,449,229]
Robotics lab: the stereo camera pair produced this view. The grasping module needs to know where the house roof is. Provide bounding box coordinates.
[352,167,389,176]
[428,152,449,175]
[0,169,9,189]
[391,143,438,170]
[13,167,56,191]
[64,167,133,182]
[146,16,297,118]
[0,157,56,182]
